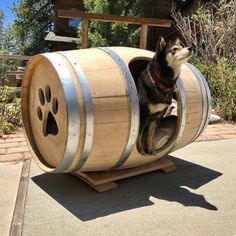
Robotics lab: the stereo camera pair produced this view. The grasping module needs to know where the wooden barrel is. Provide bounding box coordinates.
[21,47,211,173]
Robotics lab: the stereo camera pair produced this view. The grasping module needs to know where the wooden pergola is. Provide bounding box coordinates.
[57,10,172,49]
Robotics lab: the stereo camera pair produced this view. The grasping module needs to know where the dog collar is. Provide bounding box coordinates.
[147,71,174,94]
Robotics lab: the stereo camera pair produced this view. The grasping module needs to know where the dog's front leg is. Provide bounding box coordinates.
[137,105,149,154]
[146,111,165,154]
[146,115,160,154]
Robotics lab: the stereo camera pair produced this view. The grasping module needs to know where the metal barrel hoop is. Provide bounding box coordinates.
[58,51,94,172]
[175,77,187,143]
[98,47,140,169]
[41,53,81,173]
[186,63,212,143]
[168,76,187,153]
[189,64,212,137]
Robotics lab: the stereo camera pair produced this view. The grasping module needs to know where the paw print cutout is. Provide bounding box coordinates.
[37,85,59,136]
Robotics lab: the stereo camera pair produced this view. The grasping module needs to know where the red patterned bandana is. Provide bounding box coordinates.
[147,71,174,94]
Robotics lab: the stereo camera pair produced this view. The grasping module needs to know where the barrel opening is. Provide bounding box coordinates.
[129,58,178,152]
[128,58,150,85]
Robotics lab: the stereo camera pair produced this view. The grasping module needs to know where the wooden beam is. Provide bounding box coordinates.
[140,24,148,49]
[45,32,78,44]
[81,19,88,48]
[0,55,32,61]
[58,10,172,28]
[74,157,175,192]
[6,71,25,75]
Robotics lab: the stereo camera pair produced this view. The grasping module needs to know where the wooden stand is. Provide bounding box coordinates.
[74,157,176,193]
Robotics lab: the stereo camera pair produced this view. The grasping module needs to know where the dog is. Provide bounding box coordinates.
[136,37,192,155]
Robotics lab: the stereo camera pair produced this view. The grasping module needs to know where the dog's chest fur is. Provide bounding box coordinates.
[148,102,169,114]
[139,68,175,115]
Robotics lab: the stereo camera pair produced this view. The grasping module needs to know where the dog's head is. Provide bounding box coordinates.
[154,37,192,74]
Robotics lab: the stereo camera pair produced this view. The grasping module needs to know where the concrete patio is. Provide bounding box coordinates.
[0,123,236,236]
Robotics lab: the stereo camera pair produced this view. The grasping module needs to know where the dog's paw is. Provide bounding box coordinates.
[37,85,59,136]
[137,144,147,155]
[147,147,158,155]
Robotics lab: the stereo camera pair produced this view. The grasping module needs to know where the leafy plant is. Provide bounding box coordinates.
[0,86,21,134]
[172,0,236,121]
[0,86,20,103]
[192,57,236,121]
[11,0,53,55]
[1,122,14,135]
[0,14,21,82]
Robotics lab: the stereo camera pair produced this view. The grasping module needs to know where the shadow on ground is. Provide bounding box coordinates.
[32,156,222,221]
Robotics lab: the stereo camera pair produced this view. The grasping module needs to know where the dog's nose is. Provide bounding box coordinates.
[188,46,193,52]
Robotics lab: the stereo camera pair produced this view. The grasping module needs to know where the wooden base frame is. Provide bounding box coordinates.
[74,157,176,193]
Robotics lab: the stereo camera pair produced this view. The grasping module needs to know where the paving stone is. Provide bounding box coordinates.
[0,149,7,155]
[4,138,26,143]
[218,130,236,134]
[7,146,29,154]
[204,135,223,141]
[0,142,21,149]
[0,153,23,162]
[19,141,27,146]
[201,132,221,136]
[23,152,31,160]
[218,126,236,129]
[2,133,24,139]
[219,134,236,139]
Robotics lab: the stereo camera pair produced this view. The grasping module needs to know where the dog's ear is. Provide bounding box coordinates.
[156,36,166,53]
[173,38,181,46]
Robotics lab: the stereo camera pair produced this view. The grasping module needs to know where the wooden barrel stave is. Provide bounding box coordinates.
[71,49,131,171]
[172,63,211,151]
[50,49,130,171]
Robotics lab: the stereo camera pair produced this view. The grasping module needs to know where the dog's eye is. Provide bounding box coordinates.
[171,47,179,54]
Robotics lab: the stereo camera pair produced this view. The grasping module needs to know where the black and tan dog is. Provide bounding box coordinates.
[137,37,192,155]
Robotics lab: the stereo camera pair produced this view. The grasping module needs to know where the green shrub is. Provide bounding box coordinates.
[0,86,21,134]
[1,122,14,134]
[0,86,20,103]
[172,0,236,122]
[191,57,236,121]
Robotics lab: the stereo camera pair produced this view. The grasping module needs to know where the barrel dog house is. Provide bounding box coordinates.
[21,47,211,173]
